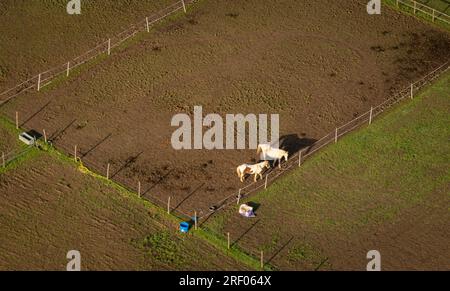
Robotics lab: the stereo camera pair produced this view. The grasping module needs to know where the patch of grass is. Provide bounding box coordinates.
[287,243,330,270]
[383,0,450,31]
[141,231,185,266]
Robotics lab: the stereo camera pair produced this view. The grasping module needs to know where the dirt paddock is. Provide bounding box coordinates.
[1,0,449,218]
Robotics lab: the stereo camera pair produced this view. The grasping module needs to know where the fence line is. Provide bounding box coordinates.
[0,0,195,106]
[395,0,450,24]
[201,59,450,220]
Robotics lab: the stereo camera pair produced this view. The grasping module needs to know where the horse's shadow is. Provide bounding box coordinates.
[279,134,317,156]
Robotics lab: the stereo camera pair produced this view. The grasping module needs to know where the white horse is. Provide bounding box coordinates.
[236,161,270,182]
[257,144,288,169]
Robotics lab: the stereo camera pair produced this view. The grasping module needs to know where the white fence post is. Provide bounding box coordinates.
[413,0,417,14]
[138,181,141,197]
[182,0,187,13]
[237,189,241,205]
[410,83,414,99]
[298,150,302,167]
[43,129,47,143]
[15,112,19,129]
[167,196,171,214]
[106,163,110,180]
[335,128,338,143]
[37,74,41,91]
[369,107,373,125]
[108,39,111,55]
[66,62,70,77]
[194,211,198,230]
[146,17,150,32]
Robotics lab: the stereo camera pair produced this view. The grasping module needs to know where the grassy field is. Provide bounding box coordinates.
[384,0,450,30]
[205,69,450,270]
[0,117,253,270]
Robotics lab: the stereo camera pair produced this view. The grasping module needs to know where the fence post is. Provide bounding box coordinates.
[43,129,47,143]
[15,112,19,129]
[167,196,171,214]
[194,211,198,230]
[335,128,338,143]
[227,232,230,249]
[66,62,70,77]
[37,74,41,91]
[74,145,78,161]
[237,189,241,205]
[146,17,150,32]
[298,150,302,167]
[2,152,5,168]
[138,181,141,197]
[413,0,417,14]
[264,174,268,189]
[410,83,414,99]
[106,163,110,180]
[108,39,111,56]
[260,251,264,269]
[396,0,399,8]
[182,0,187,13]
[369,107,373,125]
[432,9,435,22]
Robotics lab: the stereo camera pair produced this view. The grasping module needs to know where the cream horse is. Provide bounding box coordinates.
[257,144,289,169]
[236,161,271,182]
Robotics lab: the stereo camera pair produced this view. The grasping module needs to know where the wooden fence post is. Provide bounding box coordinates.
[138,181,141,197]
[2,152,5,168]
[369,107,373,125]
[43,129,47,143]
[432,9,435,22]
[106,163,110,180]
[227,232,230,249]
[108,39,111,55]
[146,17,150,32]
[194,211,198,230]
[298,150,302,167]
[261,251,264,269]
[335,128,338,143]
[66,62,70,77]
[264,174,268,189]
[182,0,187,13]
[37,74,41,91]
[237,189,241,205]
[74,145,78,161]
[15,112,19,129]
[413,0,417,14]
[167,196,171,214]
[410,83,414,99]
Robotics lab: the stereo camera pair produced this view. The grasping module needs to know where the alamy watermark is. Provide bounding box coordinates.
[67,0,81,15]
[171,106,279,151]
[367,0,381,15]
[367,250,381,271]
[66,250,81,271]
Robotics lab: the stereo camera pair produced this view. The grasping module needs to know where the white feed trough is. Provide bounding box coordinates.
[19,132,36,146]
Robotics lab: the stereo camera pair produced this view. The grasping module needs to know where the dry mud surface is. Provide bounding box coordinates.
[1,0,449,218]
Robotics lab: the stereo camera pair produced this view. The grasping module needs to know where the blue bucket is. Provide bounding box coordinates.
[180,222,190,233]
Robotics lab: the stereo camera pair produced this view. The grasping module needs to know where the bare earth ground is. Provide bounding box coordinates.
[1,1,449,223]
[0,0,173,89]
[205,73,450,270]
[0,151,249,270]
